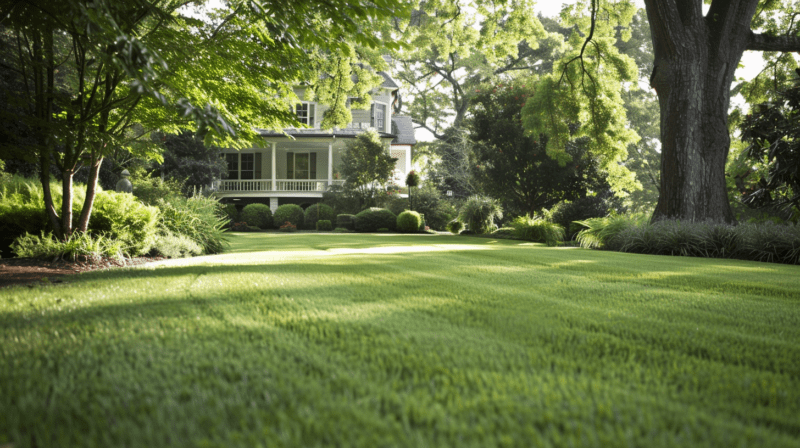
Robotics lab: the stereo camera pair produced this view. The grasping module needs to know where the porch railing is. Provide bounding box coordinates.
[217,179,346,193]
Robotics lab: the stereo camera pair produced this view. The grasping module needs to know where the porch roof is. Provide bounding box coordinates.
[258,128,396,140]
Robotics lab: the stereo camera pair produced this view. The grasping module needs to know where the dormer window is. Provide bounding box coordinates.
[372,103,386,131]
[295,102,316,127]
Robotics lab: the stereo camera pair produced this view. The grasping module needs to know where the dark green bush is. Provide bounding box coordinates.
[509,215,564,246]
[336,214,356,230]
[354,208,397,232]
[412,186,457,231]
[550,196,612,239]
[241,203,273,229]
[304,203,335,230]
[316,220,333,231]
[273,204,305,228]
[446,220,464,234]
[222,204,239,226]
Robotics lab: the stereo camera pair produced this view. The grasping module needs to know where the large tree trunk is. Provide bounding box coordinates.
[645,0,760,223]
[649,31,738,223]
[77,155,103,233]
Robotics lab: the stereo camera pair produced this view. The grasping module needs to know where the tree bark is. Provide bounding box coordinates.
[644,0,800,223]
[77,155,103,233]
[645,0,759,223]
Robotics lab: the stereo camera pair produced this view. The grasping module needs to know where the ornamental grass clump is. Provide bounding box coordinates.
[510,215,565,246]
[11,231,124,262]
[273,204,304,228]
[458,195,503,234]
[150,230,202,258]
[396,210,422,233]
[156,195,228,254]
[240,203,273,229]
[575,213,649,249]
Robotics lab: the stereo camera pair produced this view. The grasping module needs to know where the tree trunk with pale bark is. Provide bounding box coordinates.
[644,0,800,222]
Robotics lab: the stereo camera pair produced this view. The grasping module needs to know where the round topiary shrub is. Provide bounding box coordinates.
[304,203,335,229]
[354,208,397,232]
[240,203,273,229]
[336,214,356,230]
[316,220,333,231]
[396,210,422,233]
[446,220,464,234]
[273,204,305,228]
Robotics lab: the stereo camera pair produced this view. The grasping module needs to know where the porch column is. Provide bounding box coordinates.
[405,147,412,179]
[271,142,277,191]
[328,140,333,186]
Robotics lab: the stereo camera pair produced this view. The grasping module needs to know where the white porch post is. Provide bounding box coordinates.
[405,147,412,178]
[271,142,277,191]
[328,140,333,186]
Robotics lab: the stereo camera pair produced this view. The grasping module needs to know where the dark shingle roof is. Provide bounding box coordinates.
[378,71,399,89]
[391,116,416,145]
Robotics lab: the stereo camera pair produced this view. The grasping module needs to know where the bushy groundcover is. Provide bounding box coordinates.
[1,234,799,447]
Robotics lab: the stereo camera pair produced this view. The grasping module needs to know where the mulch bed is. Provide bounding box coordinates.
[0,256,165,289]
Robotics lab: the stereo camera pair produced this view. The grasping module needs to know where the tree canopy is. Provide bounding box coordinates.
[0,0,411,238]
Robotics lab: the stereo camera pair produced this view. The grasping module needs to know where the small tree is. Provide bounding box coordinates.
[405,170,420,210]
[340,130,397,208]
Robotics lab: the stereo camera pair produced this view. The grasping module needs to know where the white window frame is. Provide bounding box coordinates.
[372,101,389,132]
[295,102,316,127]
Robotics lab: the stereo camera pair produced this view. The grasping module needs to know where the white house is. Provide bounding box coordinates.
[216,71,416,211]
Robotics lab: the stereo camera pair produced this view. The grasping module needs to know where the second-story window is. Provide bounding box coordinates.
[295,103,315,127]
[372,103,386,131]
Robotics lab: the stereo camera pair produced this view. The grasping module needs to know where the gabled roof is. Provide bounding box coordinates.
[378,71,399,90]
[391,116,416,145]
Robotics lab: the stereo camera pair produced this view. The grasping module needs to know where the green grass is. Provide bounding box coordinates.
[1,233,799,447]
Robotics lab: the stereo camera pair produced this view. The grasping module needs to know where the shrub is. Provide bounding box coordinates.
[241,203,273,229]
[458,195,503,234]
[278,221,297,232]
[132,176,184,206]
[304,203,335,230]
[222,204,239,226]
[575,214,649,249]
[156,195,228,254]
[446,220,464,234]
[150,231,203,258]
[509,216,565,246]
[490,227,517,239]
[336,214,356,230]
[396,210,422,233]
[273,204,305,228]
[550,196,613,239]
[333,227,351,233]
[354,208,397,232]
[230,222,255,232]
[89,190,160,256]
[411,185,457,231]
[12,231,124,262]
[316,220,333,231]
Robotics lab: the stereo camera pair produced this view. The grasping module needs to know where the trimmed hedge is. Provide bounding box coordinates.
[336,214,356,230]
[354,208,396,232]
[241,203,273,229]
[273,204,305,228]
[316,220,333,231]
[396,210,422,233]
[304,203,335,230]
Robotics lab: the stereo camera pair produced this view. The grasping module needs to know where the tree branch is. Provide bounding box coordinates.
[411,118,445,140]
[747,32,800,52]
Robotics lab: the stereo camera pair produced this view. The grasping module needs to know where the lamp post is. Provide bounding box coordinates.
[115,169,132,193]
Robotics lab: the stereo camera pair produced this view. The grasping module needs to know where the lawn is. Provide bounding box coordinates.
[1,233,799,447]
